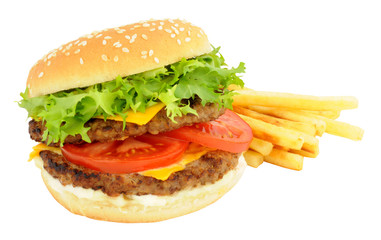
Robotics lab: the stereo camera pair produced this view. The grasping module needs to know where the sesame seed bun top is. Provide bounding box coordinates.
[26,19,211,98]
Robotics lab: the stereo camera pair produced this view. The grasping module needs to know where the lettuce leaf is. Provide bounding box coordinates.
[19,47,245,145]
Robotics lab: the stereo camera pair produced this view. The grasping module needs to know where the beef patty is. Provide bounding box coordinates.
[40,150,240,197]
[30,101,225,147]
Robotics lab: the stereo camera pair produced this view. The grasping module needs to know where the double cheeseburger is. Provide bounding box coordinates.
[19,19,252,222]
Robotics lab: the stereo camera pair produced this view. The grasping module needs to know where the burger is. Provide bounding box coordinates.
[19,19,252,222]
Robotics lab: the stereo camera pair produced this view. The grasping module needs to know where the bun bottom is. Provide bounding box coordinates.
[34,155,246,223]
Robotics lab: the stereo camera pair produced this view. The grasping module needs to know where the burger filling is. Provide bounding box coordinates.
[20,48,252,197]
[38,149,239,197]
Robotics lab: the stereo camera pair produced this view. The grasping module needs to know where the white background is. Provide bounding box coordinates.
[1,0,380,239]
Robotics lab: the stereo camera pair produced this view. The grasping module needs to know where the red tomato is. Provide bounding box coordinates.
[61,134,189,174]
[163,110,253,153]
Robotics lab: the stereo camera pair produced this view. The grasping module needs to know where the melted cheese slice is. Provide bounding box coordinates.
[28,142,211,181]
[28,144,61,162]
[139,143,211,180]
[94,102,165,125]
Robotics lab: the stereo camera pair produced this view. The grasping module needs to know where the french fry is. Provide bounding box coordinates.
[233,89,358,111]
[238,114,305,150]
[302,110,341,120]
[249,137,273,156]
[233,106,316,136]
[283,110,364,141]
[298,132,319,155]
[247,105,326,136]
[289,149,319,158]
[264,149,304,171]
[310,116,363,140]
[323,119,364,140]
[243,150,264,168]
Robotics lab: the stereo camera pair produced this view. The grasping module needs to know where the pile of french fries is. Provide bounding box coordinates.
[229,86,364,171]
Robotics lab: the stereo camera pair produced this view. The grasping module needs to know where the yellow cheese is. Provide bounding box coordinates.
[139,143,211,181]
[94,102,165,125]
[28,142,212,181]
[28,143,61,162]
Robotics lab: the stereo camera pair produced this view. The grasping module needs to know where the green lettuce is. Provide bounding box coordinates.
[19,47,245,145]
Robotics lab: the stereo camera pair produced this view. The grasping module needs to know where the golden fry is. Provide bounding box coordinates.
[324,119,364,140]
[233,106,316,136]
[289,149,319,158]
[302,110,341,120]
[243,150,264,168]
[233,89,358,111]
[247,105,326,136]
[286,110,364,140]
[249,137,273,156]
[264,149,304,171]
[238,114,304,150]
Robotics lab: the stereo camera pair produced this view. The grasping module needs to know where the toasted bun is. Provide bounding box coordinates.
[34,155,246,223]
[27,19,211,98]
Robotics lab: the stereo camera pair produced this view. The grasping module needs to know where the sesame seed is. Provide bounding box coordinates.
[141,50,147,55]
[171,26,179,34]
[160,22,164,25]
[158,26,163,30]
[74,49,80,54]
[122,47,129,53]
[150,28,156,31]
[142,34,148,40]
[141,55,147,59]
[104,36,112,39]
[152,22,156,26]
[65,52,70,56]
[78,41,87,46]
[171,33,176,38]
[47,52,55,59]
[185,37,191,42]
[168,19,174,23]
[130,34,137,43]
[154,57,159,63]
[175,23,179,27]
[114,56,119,62]
[142,23,150,27]
[125,35,131,40]
[86,34,93,39]
[179,27,185,32]
[102,40,107,45]
[177,39,181,45]
[95,34,103,38]
[47,61,51,66]
[113,41,122,48]
[165,29,172,33]
[38,72,44,78]
[197,33,201,38]
[188,30,191,36]
[80,58,84,64]
[149,50,154,56]
[74,40,80,45]
[116,29,126,33]
[101,54,108,61]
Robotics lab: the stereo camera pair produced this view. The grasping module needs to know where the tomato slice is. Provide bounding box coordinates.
[61,134,189,174]
[163,110,253,153]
